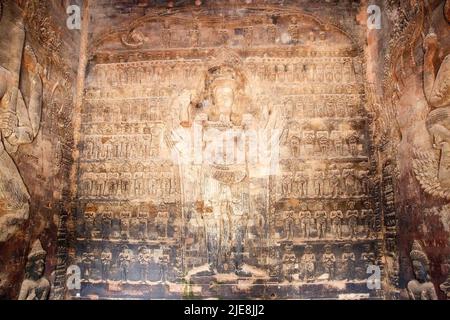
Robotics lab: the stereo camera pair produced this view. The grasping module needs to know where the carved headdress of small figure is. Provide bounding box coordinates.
[284,242,294,252]
[27,239,46,261]
[410,240,430,280]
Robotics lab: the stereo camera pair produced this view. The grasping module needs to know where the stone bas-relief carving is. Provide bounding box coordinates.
[407,241,438,300]
[413,29,450,198]
[71,4,386,300]
[7,0,450,300]
[0,17,43,242]
[18,240,50,300]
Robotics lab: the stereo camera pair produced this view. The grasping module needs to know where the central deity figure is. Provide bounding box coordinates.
[197,65,250,275]
[172,63,257,276]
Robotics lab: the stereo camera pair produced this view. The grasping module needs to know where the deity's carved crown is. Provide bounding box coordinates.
[207,65,239,90]
[28,239,46,260]
[410,240,429,268]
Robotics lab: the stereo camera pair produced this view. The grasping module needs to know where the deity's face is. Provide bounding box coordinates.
[213,85,234,115]
[413,260,428,282]
[28,258,45,280]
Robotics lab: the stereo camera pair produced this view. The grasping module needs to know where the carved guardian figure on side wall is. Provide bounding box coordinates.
[0,9,42,242]
[413,27,450,198]
[18,240,50,300]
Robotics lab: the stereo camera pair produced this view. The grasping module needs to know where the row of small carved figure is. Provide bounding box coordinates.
[79,246,178,283]
[83,106,167,123]
[78,174,179,198]
[83,94,362,121]
[84,87,171,99]
[268,99,362,119]
[92,63,201,87]
[275,206,377,240]
[81,211,173,240]
[277,244,378,282]
[286,131,365,158]
[91,60,356,87]
[247,62,357,84]
[85,81,362,100]
[276,201,376,239]
[278,168,370,198]
[80,122,164,136]
[82,139,159,161]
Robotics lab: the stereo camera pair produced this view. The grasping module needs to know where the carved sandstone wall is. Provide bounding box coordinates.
[375,0,450,299]
[0,0,80,299]
[0,0,449,300]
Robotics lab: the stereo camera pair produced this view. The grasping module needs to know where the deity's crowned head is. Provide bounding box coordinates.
[25,240,46,280]
[410,240,430,283]
[207,65,240,118]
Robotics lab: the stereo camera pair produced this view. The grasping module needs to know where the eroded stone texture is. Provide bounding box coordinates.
[0,0,449,300]
[377,0,450,300]
[70,1,384,300]
[0,0,79,300]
